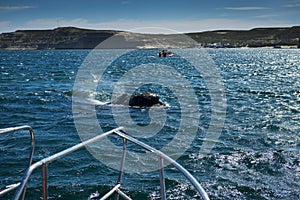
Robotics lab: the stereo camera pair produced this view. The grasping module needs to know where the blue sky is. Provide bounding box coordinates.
[0,0,300,33]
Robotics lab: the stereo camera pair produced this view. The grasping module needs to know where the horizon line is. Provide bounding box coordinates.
[1,25,299,35]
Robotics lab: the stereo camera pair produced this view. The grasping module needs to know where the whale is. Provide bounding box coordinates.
[112,92,165,107]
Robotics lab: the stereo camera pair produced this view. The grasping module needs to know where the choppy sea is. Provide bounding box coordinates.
[0,49,299,199]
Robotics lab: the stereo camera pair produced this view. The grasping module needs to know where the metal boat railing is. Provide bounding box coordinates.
[0,125,35,199]
[0,125,210,200]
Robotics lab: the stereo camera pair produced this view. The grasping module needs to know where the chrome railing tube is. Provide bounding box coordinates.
[114,130,210,200]
[158,157,166,200]
[2,126,209,200]
[13,127,124,200]
[0,125,35,200]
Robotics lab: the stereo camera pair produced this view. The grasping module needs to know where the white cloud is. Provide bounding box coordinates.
[81,18,297,33]
[255,14,280,18]
[121,1,131,5]
[0,6,35,11]
[283,3,300,7]
[1,17,298,34]
[0,21,9,26]
[224,7,269,11]
[0,21,14,33]
[24,18,89,29]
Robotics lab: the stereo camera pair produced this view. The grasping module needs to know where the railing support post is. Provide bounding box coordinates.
[158,157,166,200]
[115,137,127,200]
[42,163,48,200]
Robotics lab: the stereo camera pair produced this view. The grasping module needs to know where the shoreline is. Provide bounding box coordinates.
[1,46,299,50]
[1,26,299,50]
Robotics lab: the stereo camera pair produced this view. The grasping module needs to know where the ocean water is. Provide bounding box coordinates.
[0,49,299,199]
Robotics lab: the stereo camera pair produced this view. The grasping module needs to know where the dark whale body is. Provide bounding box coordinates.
[113,92,165,107]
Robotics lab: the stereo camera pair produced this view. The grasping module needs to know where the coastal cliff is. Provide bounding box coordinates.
[188,26,300,48]
[0,26,299,49]
[0,27,119,49]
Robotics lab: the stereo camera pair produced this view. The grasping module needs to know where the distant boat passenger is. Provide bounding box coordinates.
[158,50,173,57]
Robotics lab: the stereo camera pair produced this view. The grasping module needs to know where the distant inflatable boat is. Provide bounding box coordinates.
[158,50,173,57]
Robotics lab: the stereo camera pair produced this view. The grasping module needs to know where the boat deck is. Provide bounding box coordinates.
[0,125,209,200]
